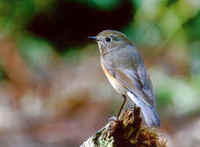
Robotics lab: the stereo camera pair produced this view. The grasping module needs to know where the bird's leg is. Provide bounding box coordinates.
[117,95,127,119]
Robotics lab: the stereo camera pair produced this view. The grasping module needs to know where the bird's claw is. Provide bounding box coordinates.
[108,116,118,122]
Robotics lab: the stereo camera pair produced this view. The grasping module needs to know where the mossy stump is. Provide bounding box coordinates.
[81,107,166,147]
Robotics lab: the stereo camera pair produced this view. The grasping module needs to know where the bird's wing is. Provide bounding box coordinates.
[105,65,154,106]
[136,63,155,105]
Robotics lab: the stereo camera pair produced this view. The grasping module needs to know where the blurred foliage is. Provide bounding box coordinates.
[18,35,55,67]
[0,0,52,33]
[66,0,121,10]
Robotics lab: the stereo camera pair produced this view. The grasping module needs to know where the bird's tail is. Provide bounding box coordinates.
[127,91,160,127]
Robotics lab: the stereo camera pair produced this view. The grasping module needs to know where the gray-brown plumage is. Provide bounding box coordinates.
[90,30,160,127]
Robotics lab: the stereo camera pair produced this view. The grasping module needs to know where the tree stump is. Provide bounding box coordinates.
[81,106,166,147]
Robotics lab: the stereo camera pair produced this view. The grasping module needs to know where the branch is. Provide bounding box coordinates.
[81,107,166,147]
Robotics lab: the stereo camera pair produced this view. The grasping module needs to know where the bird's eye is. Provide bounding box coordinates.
[105,37,111,42]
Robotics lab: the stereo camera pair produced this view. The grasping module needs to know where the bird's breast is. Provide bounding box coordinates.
[101,61,126,95]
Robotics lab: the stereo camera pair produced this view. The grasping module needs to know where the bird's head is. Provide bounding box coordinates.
[89,30,132,56]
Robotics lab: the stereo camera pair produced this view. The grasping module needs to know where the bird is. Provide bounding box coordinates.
[89,30,160,127]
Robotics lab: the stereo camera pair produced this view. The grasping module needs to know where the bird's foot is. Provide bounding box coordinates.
[108,116,118,122]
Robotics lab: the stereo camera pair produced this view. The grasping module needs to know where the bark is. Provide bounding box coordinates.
[81,107,166,147]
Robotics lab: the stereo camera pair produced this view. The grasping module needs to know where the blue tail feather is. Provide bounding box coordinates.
[127,91,160,127]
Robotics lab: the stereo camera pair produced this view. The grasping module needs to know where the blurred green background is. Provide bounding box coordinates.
[0,0,200,146]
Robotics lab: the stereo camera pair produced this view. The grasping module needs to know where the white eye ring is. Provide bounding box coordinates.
[105,37,111,42]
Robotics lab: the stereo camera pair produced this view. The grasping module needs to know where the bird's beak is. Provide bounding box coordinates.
[88,36,97,40]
